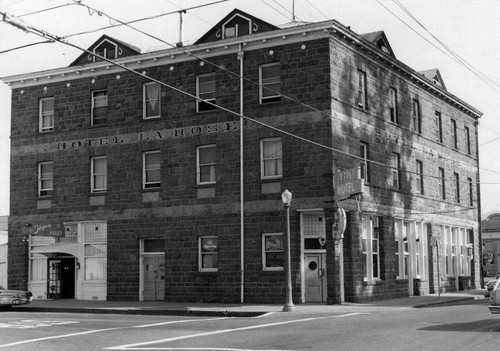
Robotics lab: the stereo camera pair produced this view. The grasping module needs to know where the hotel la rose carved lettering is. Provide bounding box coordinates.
[57,121,238,150]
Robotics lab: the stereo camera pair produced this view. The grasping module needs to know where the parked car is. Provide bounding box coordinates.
[485,279,498,297]
[0,286,33,311]
[489,279,500,314]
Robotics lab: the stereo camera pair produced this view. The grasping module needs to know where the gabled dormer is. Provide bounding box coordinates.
[69,35,141,66]
[419,68,447,91]
[195,8,279,44]
[360,31,395,58]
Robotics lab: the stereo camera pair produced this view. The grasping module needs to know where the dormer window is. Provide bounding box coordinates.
[222,14,252,39]
[93,39,118,62]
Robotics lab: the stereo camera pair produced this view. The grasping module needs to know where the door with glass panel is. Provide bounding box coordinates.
[141,239,165,301]
[305,253,327,302]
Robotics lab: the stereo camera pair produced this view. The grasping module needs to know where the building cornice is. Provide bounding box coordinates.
[1,18,482,118]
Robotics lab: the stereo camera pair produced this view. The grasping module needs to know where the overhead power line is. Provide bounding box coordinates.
[0,9,489,194]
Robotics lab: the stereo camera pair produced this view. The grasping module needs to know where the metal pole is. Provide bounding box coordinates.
[283,203,295,312]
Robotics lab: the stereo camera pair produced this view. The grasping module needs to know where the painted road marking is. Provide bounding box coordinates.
[0,320,79,329]
[105,313,369,350]
[0,317,225,349]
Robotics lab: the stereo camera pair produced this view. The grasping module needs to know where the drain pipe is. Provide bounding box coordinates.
[238,44,245,303]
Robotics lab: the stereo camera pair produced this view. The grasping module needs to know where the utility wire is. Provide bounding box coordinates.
[0,9,489,193]
[0,39,53,54]
[17,2,76,17]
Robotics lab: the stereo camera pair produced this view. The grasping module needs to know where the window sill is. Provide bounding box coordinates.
[362,279,382,286]
[196,271,218,276]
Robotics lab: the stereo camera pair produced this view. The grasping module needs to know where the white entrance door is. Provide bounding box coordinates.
[143,255,165,301]
[305,253,327,302]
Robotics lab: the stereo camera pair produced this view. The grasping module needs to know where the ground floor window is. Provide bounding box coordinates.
[440,225,471,277]
[394,220,427,280]
[262,233,284,271]
[199,236,218,272]
[362,215,380,281]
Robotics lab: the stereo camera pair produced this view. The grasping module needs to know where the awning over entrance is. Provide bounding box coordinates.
[31,243,80,257]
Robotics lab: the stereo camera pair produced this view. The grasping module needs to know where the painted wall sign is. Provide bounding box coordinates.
[55,121,239,151]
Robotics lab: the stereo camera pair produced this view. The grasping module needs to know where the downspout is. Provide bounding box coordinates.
[238,44,245,303]
[475,119,483,288]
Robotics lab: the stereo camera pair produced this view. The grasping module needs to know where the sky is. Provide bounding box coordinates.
[0,0,499,217]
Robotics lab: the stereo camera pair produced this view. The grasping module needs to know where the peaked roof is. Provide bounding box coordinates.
[195,8,279,44]
[69,34,141,66]
[360,31,395,58]
[419,68,447,91]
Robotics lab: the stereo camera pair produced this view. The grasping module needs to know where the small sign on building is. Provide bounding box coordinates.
[27,222,64,237]
[334,166,364,201]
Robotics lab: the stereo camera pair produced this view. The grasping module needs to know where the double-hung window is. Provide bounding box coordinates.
[38,161,53,196]
[362,215,380,281]
[435,111,443,143]
[360,142,370,183]
[91,156,107,193]
[389,87,397,123]
[84,223,107,281]
[259,63,281,104]
[197,73,216,112]
[357,70,367,109]
[392,152,400,190]
[143,82,161,119]
[261,137,282,179]
[454,172,460,203]
[438,167,446,199]
[39,97,54,132]
[91,90,108,126]
[451,119,458,149]
[412,99,421,133]
[467,177,473,206]
[262,233,284,271]
[143,151,161,189]
[416,160,424,194]
[199,236,218,272]
[197,145,216,185]
[464,126,471,155]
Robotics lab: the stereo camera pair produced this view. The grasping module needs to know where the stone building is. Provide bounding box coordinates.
[2,9,481,303]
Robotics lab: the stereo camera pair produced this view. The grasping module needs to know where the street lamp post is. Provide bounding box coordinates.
[281,189,296,312]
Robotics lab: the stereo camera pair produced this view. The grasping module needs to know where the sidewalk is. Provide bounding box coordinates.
[10,290,488,317]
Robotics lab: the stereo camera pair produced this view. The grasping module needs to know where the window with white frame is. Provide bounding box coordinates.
[360,142,370,183]
[389,87,398,123]
[435,111,443,143]
[415,222,427,278]
[416,160,424,194]
[412,99,421,133]
[302,212,326,250]
[143,151,161,189]
[451,119,458,149]
[357,70,367,109]
[464,126,471,155]
[38,161,53,196]
[91,90,108,126]
[467,177,474,206]
[262,233,284,271]
[197,144,216,185]
[259,63,281,104]
[392,152,400,190]
[261,137,282,179]
[395,221,409,279]
[199,236,218,272]
[197,73,216,112]
[84,222,107,281]
[438,167,446,199]
[143,82,161,119]
[454,172,460,203]
[39,97,54,132]
[91,156,107,193]
[362,215,380,281]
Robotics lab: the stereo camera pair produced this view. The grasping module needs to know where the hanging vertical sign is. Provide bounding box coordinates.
[334,166,364,201]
